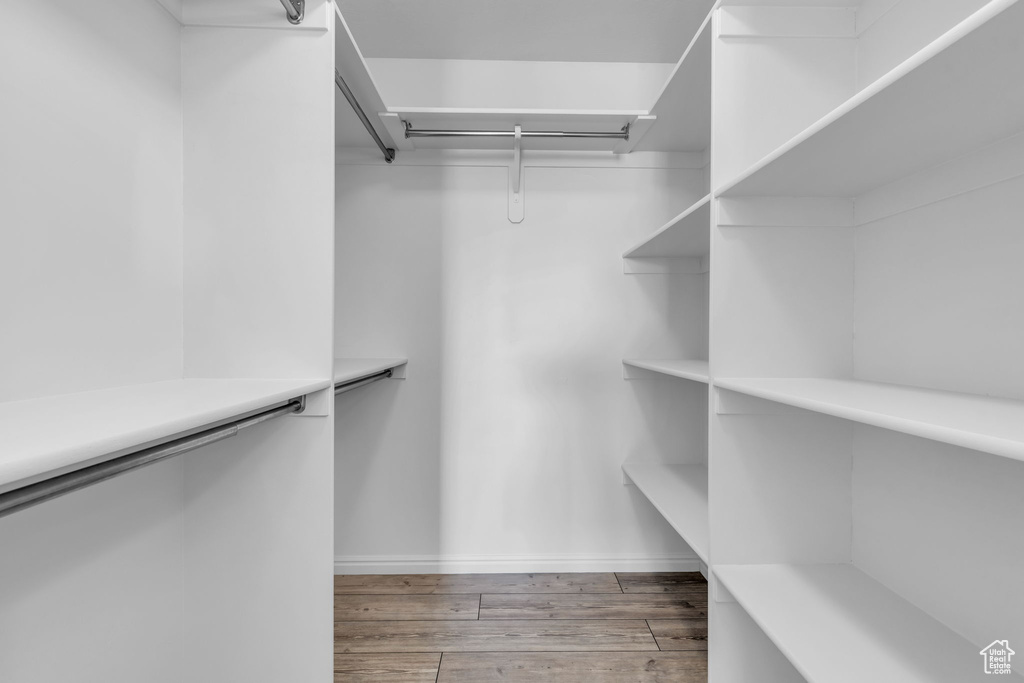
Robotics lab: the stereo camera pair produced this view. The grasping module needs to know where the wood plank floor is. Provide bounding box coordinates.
[335,572,707,682]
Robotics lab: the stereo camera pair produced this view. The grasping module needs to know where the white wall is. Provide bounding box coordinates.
[0,0,183,403]
[366,58,674,111]
[334,157,707,571]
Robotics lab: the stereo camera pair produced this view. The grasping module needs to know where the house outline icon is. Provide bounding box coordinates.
[980,640,1015,674]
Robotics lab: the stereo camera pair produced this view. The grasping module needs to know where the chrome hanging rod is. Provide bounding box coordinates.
[335,369,393,395]
[278,0,304,24]
[335,69,396,164]
[0,397,305,520]
[405,122,630,141]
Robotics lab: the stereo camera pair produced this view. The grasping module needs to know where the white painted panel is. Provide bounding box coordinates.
[712,14,856,184]
[719,6,856,37]
[856,0,991,88]
[154,0,184,22]
[182,25,334,381]
[182,0,329,30]
[854,0,902,33]
[710,601,807,683]
[334,162,705,567]
[711,411,853,565]
[334,165,444,559]
[854,173,1024,399]
[853,427,1024,654]
[184,418,333,681]
[366,58,674,112]
[0,0,183,402]
[855,130,1024,226]
[712,227,854,378]
[0,462,184,683]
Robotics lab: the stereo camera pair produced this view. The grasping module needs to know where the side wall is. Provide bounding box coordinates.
[0,0,184,402]
[0,2,185,681]
[181,8,336,681]
[334,155,706,572]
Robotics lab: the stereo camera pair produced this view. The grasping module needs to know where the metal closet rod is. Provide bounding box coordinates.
[335,368,393,395]
[278,0,304,24]
[405,122,630,140]
[335,69,396,164]
[0,396,306,520]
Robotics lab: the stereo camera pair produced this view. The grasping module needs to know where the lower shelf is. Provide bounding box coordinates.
[0,378,330,494]
[715,563,1013,683]
[622,461,708,565]
[623,359,710,384]
[334,357,408,385]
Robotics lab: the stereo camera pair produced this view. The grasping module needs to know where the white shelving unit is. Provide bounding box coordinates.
[622,462,709,566]
[715,564,989,683]
[618,1,714,585]
[708,0,1024,680]
[717,0,1023,198]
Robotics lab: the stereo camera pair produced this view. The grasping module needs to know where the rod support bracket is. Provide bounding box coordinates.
[509,124,524,223]
[280,0,304,24]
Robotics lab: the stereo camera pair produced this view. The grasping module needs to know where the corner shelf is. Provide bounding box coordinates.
[715,563,1004,683]
[623,194,711,259]
[333,358,408,385]
[623,461,709,565]
[634,10,713,153]
[624,359,709,384]
[715,377,1024,463]
[716,0,1024,198]
[0,378,331,494]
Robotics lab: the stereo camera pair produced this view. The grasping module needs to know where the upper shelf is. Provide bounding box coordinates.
[333,0,716,156]
[715,377,1024,463]
[623,194,711,259]
[717,0,1024,198]
[334,357,407,385]
[715,563,998,683]
[0,378,330,495]
[633,12,713,154]
[623,461,709,565]
[624,359,710,384]
[334,4,398,151]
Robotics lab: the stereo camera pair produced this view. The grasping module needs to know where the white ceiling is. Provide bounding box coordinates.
[337,0,716,63]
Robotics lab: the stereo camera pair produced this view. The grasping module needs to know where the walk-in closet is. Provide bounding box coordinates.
[1,0,1022,681]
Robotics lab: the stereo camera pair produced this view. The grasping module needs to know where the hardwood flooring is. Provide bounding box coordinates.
[335,572,707,682]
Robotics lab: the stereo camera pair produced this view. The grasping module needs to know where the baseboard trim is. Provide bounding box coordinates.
[334,553,700,575]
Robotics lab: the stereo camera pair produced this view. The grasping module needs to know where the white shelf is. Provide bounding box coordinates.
[0,378,331,494]
[334,4,398,151]
[715,563,1012,683]
[623,195,711,259]
[334,357,408,385]
[715,377,1024,463]
[622,462,709,564]
[635,10,713,153]
[624,359,709,384]
[717,0,1024,197]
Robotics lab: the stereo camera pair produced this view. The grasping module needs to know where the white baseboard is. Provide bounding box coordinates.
[333,553,700,575]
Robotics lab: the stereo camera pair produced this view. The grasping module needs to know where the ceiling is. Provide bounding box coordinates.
[337,0,715,63]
